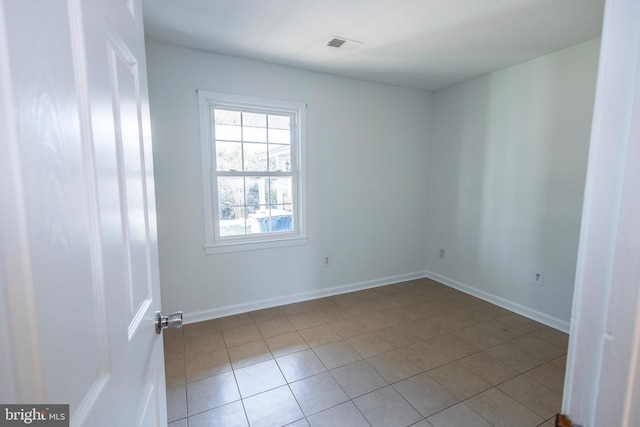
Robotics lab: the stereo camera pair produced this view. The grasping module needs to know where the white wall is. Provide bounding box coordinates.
[146,42,432,321]
[426,39,600,330]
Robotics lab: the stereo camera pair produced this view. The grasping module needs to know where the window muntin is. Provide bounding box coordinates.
[198,91,306,253]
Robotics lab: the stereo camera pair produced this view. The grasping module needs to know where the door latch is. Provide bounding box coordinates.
[155,311,183,334]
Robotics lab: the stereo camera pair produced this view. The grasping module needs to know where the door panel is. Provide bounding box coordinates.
[0,0,166,425]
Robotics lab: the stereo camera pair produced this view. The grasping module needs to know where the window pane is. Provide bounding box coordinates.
[268,128,290,144]
[217,177,245,207]
[250,205,292,233]
[268,114,290,144]
[269,144,291,171]
[214,109,241,140]
[244,143,268,172]
[215,124,241,141]
[216,140,242,171]
[268,114,290,129]
[215,109,241,125]
[245,177,264,215]
[270,177,293,207]
[243,112,267,142]
[219,206,248,237]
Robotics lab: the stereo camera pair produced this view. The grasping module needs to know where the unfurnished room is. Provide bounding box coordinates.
[2,1,640,427]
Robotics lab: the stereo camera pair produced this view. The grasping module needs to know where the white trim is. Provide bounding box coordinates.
[197,90,307,253]
[182,271,428,324]
[426,271,570,333]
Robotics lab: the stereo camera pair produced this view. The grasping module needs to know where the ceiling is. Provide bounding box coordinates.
[142,0,605,92]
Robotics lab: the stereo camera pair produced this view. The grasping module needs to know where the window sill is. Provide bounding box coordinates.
[204,236,307,254]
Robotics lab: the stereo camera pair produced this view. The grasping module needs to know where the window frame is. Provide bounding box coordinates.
[197,90,307,254]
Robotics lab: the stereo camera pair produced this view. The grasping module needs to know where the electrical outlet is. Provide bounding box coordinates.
[439,249,445,259]
[532,269,545,286]
[323,255,331,267]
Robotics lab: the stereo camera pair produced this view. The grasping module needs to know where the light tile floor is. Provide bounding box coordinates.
[164,278,567,427]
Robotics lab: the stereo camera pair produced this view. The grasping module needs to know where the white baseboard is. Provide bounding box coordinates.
[182,270,428,325]
[426,270,570,333]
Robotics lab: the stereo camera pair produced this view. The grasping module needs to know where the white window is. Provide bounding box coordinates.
[198,90,306,253]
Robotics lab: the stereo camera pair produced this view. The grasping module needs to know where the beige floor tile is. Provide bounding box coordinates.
[183,319,221,338]
[219,313,255,330]
[471,302,512,319]
[357,312,397,330]
[367,350,422,383]
[428,362,491,400]
[316,306,354,322]
[346,331,393,358]
[250,307,285,323]
[347,301,377,317]
[184,331,225,359]
[187,401,248,427]
[265,331,309,358]
[426,333,480,360]
[484,342,544,373]
[227,339,272,369]
[550,354,567,371]
[428,313,472,332]
[403,319,448,340]
[354,386,423,427]
[235,359,286,398]
[497,374,562,420]
[165,357,185,388]
[509,335,566,361]
[289,372,350,416]
[164,328,184,355]
[465,388,544,427]
[330,318,372,338]
[168,419,188,427]
[288,419,311,427]
[186,372,240,416]
[330,360,388,398]
[476,318,527,341]
[447,307,493,325]
[398,341,452,371]
[394,372,459,417]
[287,311,326,330]
[366,296,402,312]
[276,349,326,383]
[166,385,187,422]
[162,282,572,427]
[256,317,296,339]
[375,325,422,349]
[306,297,339,310]
[280,301,312,316]
[243,386,304,427]
[454,326,503,349]
[526,361,566,393]
[185,348,231,383]
[331,292,363,307]
[307,401,370,427]
[427,402,492,427]
[223,324,263,347]
[497,313,544,333]
[352,288,383,300]
[382,305,426,323]
[531,327,569,350]
[457,352,519,385]
[299,324,341,348]
[313,340,362,370]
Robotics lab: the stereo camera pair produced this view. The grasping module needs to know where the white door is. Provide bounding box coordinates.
[0,0,168,426]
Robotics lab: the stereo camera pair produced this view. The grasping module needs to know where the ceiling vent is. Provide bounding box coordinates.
[326,36,364,51]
